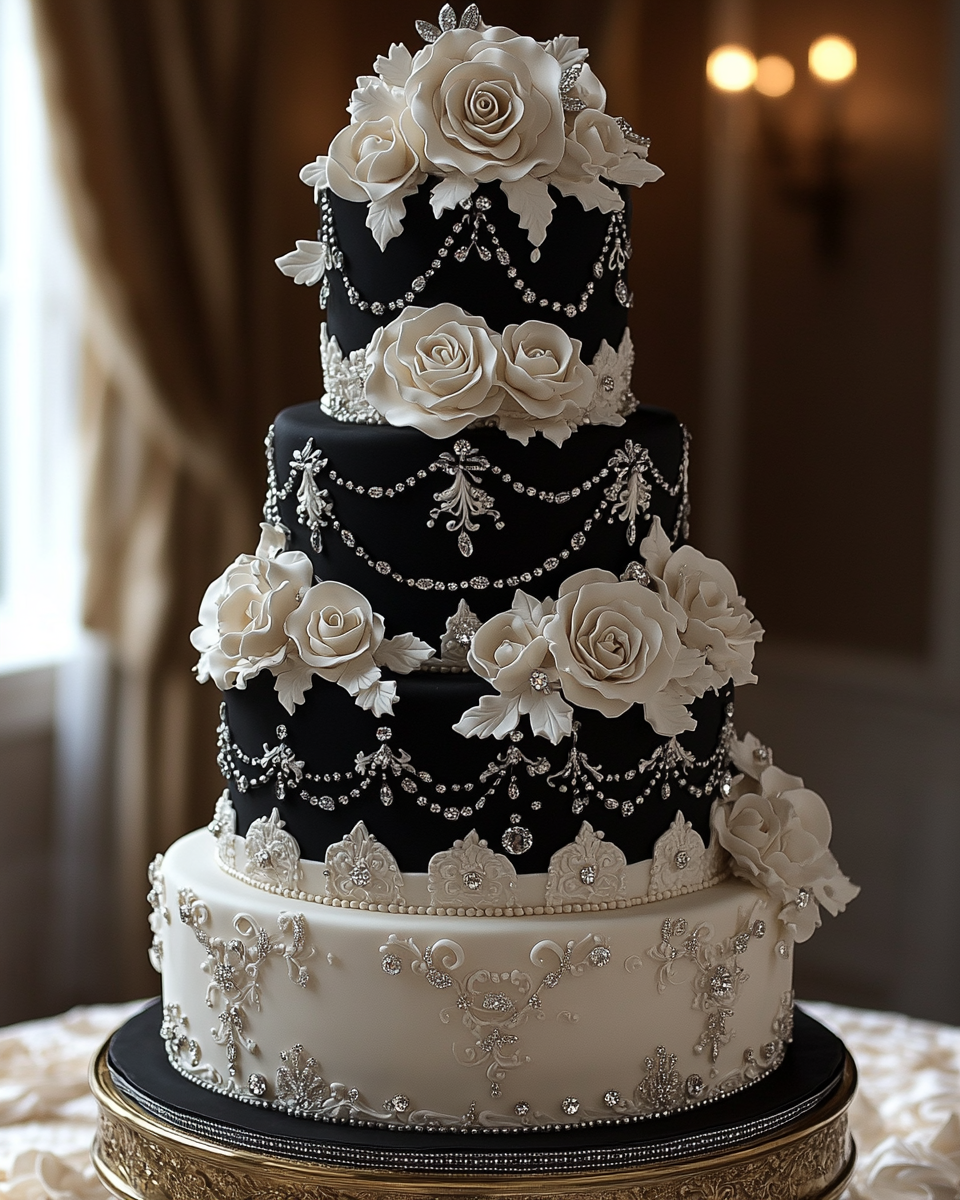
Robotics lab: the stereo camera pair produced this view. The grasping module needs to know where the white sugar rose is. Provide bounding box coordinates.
[495,322,595,446]
[641,517,763,696]
[405,27,565,184]
[544,568,699,735]
[191,523,311,692]
[556,109,626,184]
[323,79,427,249]
[365,303,502,436]
[285,580,385,695]
[712,765,859,943]
[454,591,573,744]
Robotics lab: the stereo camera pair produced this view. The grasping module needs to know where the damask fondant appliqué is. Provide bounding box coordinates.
[242,808,302,891]
[544,822,626,906]
[324,821,404,904]
[427,831,518,905]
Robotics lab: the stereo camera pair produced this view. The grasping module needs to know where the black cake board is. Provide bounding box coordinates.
[100,998,851,1179]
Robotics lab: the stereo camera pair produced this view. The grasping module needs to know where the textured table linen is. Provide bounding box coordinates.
[0,1000,957,1199]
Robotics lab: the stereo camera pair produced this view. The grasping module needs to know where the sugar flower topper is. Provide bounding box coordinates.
[279,6,662,257]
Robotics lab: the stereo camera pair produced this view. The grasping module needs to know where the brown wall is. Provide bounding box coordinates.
[743,0,944,653]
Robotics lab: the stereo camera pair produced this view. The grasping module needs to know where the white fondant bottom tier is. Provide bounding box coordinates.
[154,829,795,1132]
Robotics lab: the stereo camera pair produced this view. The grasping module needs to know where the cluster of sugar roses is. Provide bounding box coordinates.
[191,524,433,716]
[362,302,623,442]
[712,733,859,945]
[454,517,763,744]
[296,6,662,251]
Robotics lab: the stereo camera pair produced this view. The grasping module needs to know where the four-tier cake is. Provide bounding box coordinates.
[147,4,858,1133]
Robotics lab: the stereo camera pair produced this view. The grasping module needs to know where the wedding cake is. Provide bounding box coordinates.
[147,5,858,1133]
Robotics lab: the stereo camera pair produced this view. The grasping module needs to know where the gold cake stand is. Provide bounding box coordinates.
[90,1042,856,1200]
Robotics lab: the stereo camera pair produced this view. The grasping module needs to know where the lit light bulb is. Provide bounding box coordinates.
[755,55,795,97]
[706,45,758,93]
[809,35,857,83]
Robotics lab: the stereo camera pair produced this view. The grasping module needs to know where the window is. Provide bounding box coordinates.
[0,0,84,671]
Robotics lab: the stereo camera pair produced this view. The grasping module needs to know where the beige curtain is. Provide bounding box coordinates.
[30,0,342,996]
[29,0,648,999]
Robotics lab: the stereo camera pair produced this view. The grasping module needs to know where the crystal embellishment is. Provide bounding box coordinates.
[502,825,533,856]
[562,1097,580,1116]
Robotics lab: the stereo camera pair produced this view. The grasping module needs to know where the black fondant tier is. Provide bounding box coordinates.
[223,670,732,873]
[106,1001,850,1172]
[230,399,711,873]
[270,401,687,639]
[324,180,631,360]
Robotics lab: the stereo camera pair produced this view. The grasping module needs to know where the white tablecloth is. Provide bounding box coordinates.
[0,1000,957,1199]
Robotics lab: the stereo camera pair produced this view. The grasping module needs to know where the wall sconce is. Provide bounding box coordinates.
[707,34,858,263]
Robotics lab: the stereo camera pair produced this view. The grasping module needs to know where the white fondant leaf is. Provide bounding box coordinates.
[354,678,398,717]
[348,75,402,122]
[499,177,556,247]
[430,172,476,217]
[639,514,673,578]
[452,692,522,740]
[607,154,665,188]
[273,656,315,714]
[375,43,414,87]
[299,157,328,200]
[275,241,328,285]
[366,192,410,251]
[375,632,436,673]
[552,175,624,214]
[510,590,554,628]
[519,689,573,745]
[643,686,697,738]
[541,35,590,69]
[337,658,382,696]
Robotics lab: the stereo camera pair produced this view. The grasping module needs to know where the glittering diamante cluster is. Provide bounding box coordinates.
[316,187,632,319]
[217,706,736,838]
[267,424,690,579]
[379,932,611,1097]
[176,889,312,1079]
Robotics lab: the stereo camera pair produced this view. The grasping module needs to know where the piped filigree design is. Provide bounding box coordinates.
[647,910,762,1068]
[318,331,378,425]
[544,822,627,906]
[177,890,313,1081]
[242,808,302,890]
[160,1004,205,1074]
[427,830,518,906]
[323,821,404,904]
[380,933,611,1096]
[648,811,707,895]
[428,440,502,557]
[208,790,237,869]
[146,854,169,972]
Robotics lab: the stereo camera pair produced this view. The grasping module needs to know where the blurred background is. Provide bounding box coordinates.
[1,0,957,1026]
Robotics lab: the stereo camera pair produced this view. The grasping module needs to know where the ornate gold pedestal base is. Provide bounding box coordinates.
[91,1043,855,1200]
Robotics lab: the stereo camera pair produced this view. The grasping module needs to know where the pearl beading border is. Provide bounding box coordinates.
[213,838,730,917]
